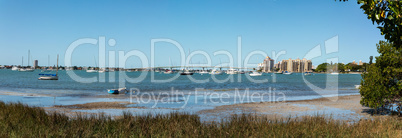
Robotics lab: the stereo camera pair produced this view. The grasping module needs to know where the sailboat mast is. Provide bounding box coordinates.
[28,50,30,67]
[22,56,23,67]
[56,54,59,76]
[94,56,98,69]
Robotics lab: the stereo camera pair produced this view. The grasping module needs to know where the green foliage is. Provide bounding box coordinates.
[360,41,402,114]
[1,101,402,137]
[358,0,402,47]
[315,63,346,72]
[315,63,329,72]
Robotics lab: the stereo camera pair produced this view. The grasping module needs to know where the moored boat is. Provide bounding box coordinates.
[209,70,223,75]
[180,70,194,75]
[283,71,292,75]
[39,55,59,80]
[249,71,262,76]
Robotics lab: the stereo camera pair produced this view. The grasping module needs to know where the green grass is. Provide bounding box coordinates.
[0,101,401,137]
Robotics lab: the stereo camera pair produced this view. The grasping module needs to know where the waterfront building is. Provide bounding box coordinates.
[261,56,274,72]
[358,60,364,65]
[350,60,365,65]
[33,60,38,68]
[277,58,312,72]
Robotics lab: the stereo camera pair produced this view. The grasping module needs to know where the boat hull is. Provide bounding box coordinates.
[108,89,119,94]
[38,76,58,80]
[180,72,194,75]
[86,70,98,73]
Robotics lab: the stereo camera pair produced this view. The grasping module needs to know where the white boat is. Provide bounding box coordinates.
[11,66,20,71]
[330,72,339,75]
[249,71,262,76]
[86,69,98,73]
[209,70,223,75]
[304,72,312,76]
[18,68,35,72]
[226,69,238,74]
[87,56,99,73]
[283,71,292,75]
[41,68,52,72]
[39,55,59,80]
[98,68,108,73]
[180,69,194,75]
[198,70,209,74]
[18,50,35,72]
[38,74,58,80]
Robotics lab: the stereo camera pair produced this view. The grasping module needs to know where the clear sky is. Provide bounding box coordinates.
[0,0,383,68]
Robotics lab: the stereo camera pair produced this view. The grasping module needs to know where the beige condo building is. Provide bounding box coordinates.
[276,58,312,72]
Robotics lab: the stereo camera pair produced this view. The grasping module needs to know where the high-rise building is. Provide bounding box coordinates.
[358,60,363,65]
[261,56,274,72]
[278,58,312,72]
[33,60,38,68]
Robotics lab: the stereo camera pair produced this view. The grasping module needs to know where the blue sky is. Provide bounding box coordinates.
[0,0,383,68]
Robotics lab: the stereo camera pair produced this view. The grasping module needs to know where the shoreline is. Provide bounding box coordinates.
[0,90,370,122]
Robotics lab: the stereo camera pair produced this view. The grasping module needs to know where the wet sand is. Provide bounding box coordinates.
[197,95,374,122]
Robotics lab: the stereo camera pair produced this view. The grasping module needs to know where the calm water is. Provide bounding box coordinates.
[0,69,362,114]
[0,69,360,95]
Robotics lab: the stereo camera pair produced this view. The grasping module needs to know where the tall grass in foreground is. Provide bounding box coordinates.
[0,101,401,137]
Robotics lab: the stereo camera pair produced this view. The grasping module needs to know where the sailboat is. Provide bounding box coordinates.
[164,57,174,74]
[19,50,35,72]
[86,56,98,73]
[38,54,59,80]
[42,55,52,72]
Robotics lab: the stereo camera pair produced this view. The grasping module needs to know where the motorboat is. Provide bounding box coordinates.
[11,66,20,71]
[330,72,339,75]
[86,68,98,73]
[274,71,283,74]
[226,69,238,74]
[180,70,194,75]
[98,68,109,73]
[164,69,174,74]
[249,71,262,76]
[304,72,312,76]
[209,70,223,75]
[18,68,35,72]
